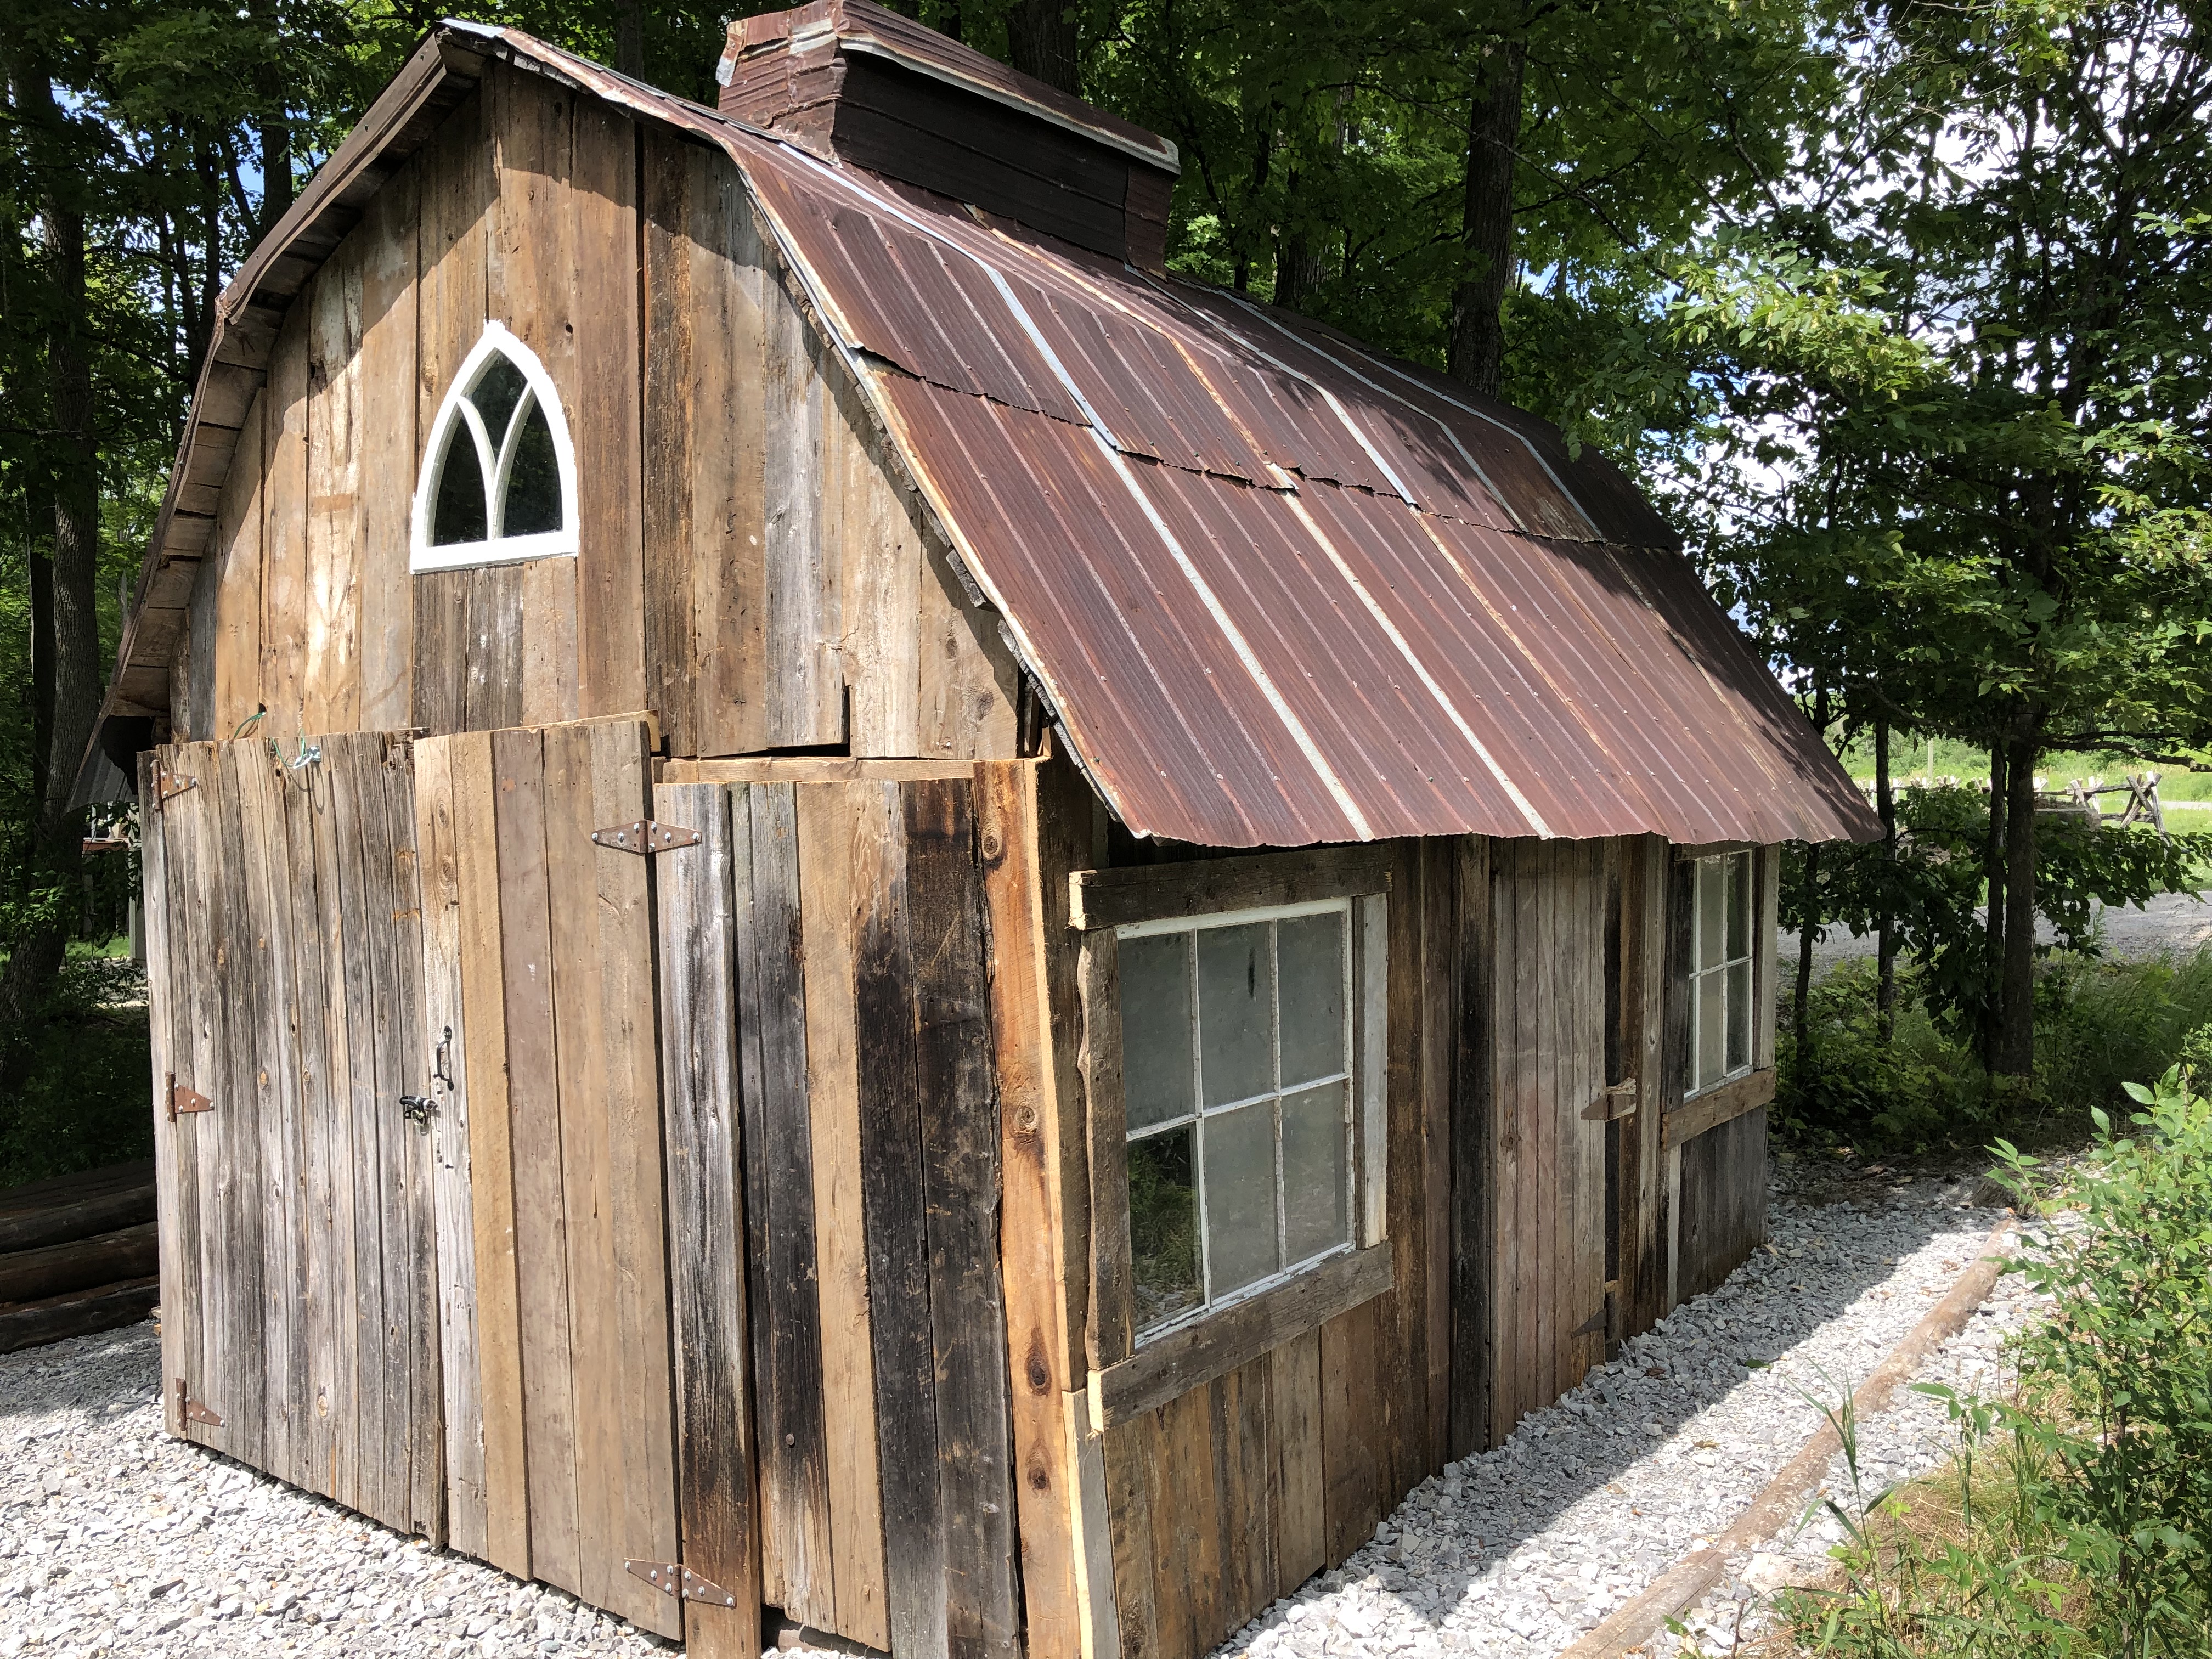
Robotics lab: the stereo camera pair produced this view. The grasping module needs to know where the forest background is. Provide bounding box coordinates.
[5,0,2212,1178]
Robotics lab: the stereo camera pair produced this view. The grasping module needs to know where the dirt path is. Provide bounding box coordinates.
[1781,889,2212,980]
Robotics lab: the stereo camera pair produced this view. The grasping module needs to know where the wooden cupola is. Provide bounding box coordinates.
[715,0,1181,268]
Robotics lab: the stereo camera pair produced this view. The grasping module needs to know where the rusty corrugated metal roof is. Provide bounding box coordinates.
[103,23,1875,849]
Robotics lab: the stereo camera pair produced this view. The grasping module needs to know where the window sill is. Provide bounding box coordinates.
[1664,1066,1775,1148]
[1094,1240,1392,1429]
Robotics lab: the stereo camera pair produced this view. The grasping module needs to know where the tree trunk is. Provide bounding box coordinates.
[0,52,103,1091]
[1980,739,2008,1066]
[1276,168,1327,313]
[255,63,292,235]
[1444,37,1526,396]
[1006,0,1079,95]
[613,0,646,77]
[1994,719,2042,1079]
[1875,719,1896,1045]
[1794,842,1819,1066]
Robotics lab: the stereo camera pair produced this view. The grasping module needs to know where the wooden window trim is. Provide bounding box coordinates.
[1663,1065,1775,1147]
[1093,1241,1392,1429]
[1068,844,1392,932]
[1076,848,1390,1373]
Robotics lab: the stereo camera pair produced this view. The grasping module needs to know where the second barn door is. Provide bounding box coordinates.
[653,769,1023,1659]
[410,716,683,1639]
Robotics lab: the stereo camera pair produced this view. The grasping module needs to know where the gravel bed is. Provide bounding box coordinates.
[1210,1181,2024,1659]
[0,1325,673,1659]
[2,1182,2029,1659]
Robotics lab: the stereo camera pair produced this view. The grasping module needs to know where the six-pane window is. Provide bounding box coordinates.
[1116,901,1356,1338]
[1690,851,1754,1093]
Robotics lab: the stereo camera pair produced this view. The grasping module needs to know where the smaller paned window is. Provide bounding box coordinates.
[1117,900,1356,1339]
[410,322,578,572]
[1690,851,1754,1094]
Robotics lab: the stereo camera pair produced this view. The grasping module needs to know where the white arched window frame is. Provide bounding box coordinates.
[410,321,580,572]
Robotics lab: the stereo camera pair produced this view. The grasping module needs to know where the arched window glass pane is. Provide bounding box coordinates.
[501,397,563,538]
[432,431,488,546]
[470,357,528,444]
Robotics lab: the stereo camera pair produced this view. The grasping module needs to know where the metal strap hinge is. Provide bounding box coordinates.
[176,1379,223,1427]
[1581,1080,1639,1122]
[591,820,699,855]
[154,766,198,809]
[624,1561,738,1606]
[167,1074,212,1122]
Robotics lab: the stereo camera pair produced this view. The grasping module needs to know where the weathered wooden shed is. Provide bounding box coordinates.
[89,8,1876,1658]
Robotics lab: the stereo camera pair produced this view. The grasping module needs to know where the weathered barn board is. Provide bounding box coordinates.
[412,716,682,1637]
[1677,1109,1770,1304]
[141,732,441,1536]
[652,778,765,1659]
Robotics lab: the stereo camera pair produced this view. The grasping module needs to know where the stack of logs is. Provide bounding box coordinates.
[0,1160,159,1354]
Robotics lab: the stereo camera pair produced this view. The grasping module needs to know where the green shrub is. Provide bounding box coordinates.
[1777,944,2212,1154]
[1784,1073,2212,1656]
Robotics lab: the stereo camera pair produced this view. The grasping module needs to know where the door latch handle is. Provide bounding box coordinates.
[432,1026,454,1093]
[399,1094,437,1128]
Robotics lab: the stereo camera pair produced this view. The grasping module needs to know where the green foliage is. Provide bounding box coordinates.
[0,956,153,1188]
[1778,946,2212,1154]
[1784,1073,2212,1655]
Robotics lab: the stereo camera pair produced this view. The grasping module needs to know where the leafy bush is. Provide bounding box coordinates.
[0,952,154,1189]
[1777,945,2212,1154]
[1782,1073,2212,1656]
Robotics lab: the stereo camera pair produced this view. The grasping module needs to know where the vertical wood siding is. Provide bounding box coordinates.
[179,65,1018,764]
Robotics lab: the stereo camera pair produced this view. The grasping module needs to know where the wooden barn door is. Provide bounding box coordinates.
[652,770,1022,1659]
[410,716,684,1640]
[1474,838,1611,1444]
[139,732,443,1539]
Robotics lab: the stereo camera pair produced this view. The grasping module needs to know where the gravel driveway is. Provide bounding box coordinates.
[2,1180,2029,1659]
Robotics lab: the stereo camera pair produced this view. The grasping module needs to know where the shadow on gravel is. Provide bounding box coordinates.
[1292,1181,2015,1647]
[0,1320,163,1423]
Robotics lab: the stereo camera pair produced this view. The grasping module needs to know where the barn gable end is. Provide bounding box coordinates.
[159,48,1020,761]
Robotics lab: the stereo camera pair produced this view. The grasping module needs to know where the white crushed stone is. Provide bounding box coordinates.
[1211,1181,2027,1659]
[0,1323,674,1658]
[3,1182,2034,1659]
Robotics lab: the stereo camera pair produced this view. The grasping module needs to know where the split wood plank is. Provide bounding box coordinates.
[1069,847,1392,932]
[259,304,312,745]
[1447,834,1491,1459]
[1417,842,1455,1471]
[356,170,417,732]
[1663,1068,1777,1148]
[541,720,625,1620]
[415,734,488,1559]
[905,779,1020,1658]
[302,246,364,736]
[209,396,266,738]
[1102,1413,1159,1659]
[974,760,1082,1659]
[1318,1297,1381,1567]
[1077,927,1132,1371]
[793,784,891,1651]
[450,729,531,1578]
[762,251,841,747]
[585,717,681,1638]
[732,782,837,1629]
[665,757,978,785]
[652,777,763,1659]
[852,781,948,1659]
[1268,1325,1325,1590]
[490,725,582,1594]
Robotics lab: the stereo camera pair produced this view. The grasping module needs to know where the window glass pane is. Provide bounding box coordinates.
[1127,1127,1200,1332]
[1276,912,1347,1088]
[1119,934,1195,1132]
[501,395,563,537]
[1726,853,1751,962]
[1197,923,1274,1107]
[1726,961,1752,1073]
[1697,973,1725,1091]
[1281,1081,1348,1265]
[1697,859,1725,972]
[1201,1102,1279,1297]
[431,427,488,546]
[469,356,528,445]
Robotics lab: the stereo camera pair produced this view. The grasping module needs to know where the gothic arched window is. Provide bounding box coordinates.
[410,323,579,571]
